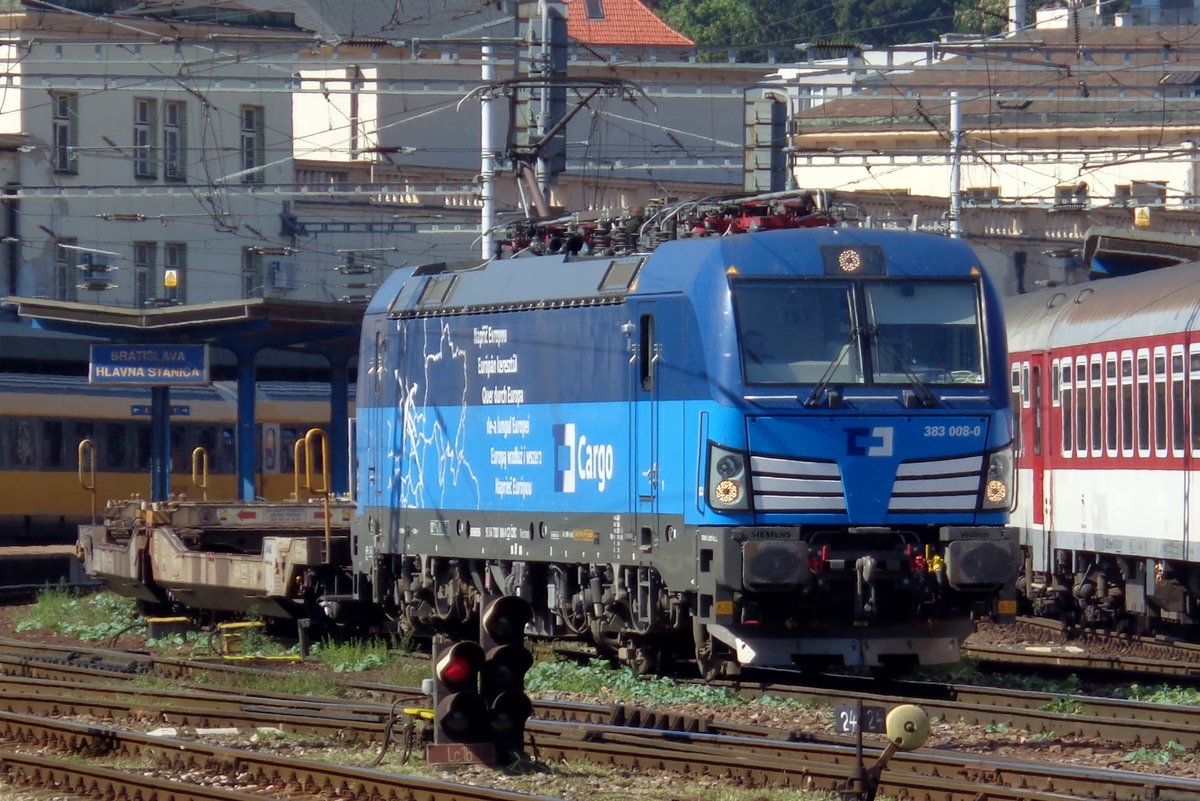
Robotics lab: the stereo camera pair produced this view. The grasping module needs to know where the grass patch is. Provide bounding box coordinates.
[527,658,810,710]
[311,638,391,673]
[14,587,144,642]
[1114,684,1200,706]
[1123,741,1187,764]
[1040,697,1084,715]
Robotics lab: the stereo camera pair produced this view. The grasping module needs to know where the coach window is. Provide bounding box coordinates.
[1032,365,1042,456]
[1154,348,1168,456]
[72,421,94,469]
[1104,355,1118,456]
[1190,347,1200,455]
[1121,352,1134,457]
[1074,357,1087,455]
[1172,346,1186,457]
[1089,355,1102,457]
[104,423,128,470]
[135,424,152,471]
[11,419,33,467]
[1060,360,1072,456]
[1137,350,1150,457]
[1010,365,1022,457]
[41,420,64,469]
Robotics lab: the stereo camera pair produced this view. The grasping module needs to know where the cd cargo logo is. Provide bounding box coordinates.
[554,423,615,493]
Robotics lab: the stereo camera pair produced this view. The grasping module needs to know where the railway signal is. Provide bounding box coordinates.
[479,594,534,762]
[428,636,491,763]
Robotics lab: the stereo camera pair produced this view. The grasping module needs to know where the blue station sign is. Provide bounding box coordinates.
[90,344,210,385]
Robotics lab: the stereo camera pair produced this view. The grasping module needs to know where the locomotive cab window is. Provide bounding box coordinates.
[733,281,862,385]
[864,282,984,385]
[731,278,985,388]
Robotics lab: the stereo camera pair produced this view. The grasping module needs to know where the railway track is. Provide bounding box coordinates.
[0,638,1198,801]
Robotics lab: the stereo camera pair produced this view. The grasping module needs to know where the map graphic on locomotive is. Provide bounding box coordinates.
[71,191,1019,678]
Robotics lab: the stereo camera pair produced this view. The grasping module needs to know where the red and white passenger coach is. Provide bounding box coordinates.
[1006,257,1200,629]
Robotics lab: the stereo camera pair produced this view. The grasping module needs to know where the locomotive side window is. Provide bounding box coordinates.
[1074,358,1086,456]
[1190,347,1200,454]
[1089,356,1102,457]
[1060,360,1072,456]
[1020,363,1030,408]
[1104,355,1118,456]
[639,313,655,391]
[1051,359,1061,408]
[1121,352,1134,456]
[1137,351,1150,457]
[1171,347,1185,457]
[1153,348,1167,457]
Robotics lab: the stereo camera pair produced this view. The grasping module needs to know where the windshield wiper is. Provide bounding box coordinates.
[868,325,938,408]
[802,329,858,408]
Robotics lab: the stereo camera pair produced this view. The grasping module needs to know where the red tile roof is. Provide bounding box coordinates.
[565,0,693,47]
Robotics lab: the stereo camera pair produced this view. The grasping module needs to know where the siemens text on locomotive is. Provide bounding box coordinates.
[75,194,1019,676]
[1007,228,1200,632]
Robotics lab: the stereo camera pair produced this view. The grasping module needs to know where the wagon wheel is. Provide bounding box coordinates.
[693,619,737,681]
[619,634,669,676]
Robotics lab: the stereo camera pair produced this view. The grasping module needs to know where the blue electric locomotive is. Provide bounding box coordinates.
[353,213,1017,675]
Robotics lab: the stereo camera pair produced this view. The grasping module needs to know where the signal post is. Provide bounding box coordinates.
[479,594,534,762]
[428,637,492,765]
[427,594,534,766]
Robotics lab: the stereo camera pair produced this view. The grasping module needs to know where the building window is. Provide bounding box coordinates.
[164,243,187,304]
[133,242,155,307]
[584,0,604,19]
[53,239,78,301]
[242,247,264,297]
[240,105,265,184]
[52,92,78,173]
[163,101,186,180]
[133,99,157,179]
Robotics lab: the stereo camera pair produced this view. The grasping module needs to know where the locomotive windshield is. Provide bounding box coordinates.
[733,279,985,387]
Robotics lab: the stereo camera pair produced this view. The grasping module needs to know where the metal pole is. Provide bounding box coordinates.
[949,91,962,239]
[481,40,496,258]
[149,385,171,502]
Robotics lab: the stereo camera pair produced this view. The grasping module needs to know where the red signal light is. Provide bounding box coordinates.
[435,640,484,689]
[439,653,475,685]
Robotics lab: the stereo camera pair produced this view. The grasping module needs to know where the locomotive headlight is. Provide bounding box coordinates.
[980,445,1013,511]
[714,479,741,504]
[707,443,750,511]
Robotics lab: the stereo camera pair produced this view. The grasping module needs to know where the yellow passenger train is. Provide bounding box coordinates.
[0,372,342,543]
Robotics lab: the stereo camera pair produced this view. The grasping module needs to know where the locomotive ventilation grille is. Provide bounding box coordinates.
[888,454,984,513]
[750,455,846,512]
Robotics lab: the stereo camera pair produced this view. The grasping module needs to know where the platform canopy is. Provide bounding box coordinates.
[2,296,363,501]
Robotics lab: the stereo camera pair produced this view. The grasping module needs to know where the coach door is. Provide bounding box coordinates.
[633,308,660,525]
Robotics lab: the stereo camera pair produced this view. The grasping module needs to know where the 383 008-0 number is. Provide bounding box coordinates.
[924,424,982,437]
